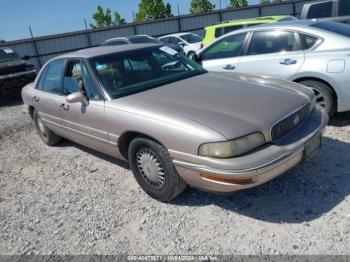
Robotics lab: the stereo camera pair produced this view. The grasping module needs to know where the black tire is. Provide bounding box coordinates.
[33,109,61,146]
[128,137,187,202]
[299,80,336,116]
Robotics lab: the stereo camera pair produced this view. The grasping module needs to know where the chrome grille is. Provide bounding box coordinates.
[271,104,311,141]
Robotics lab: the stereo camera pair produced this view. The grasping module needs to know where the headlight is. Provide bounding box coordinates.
[198,132,265,158]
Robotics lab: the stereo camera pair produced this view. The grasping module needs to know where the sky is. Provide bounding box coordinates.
[0,0,260,41]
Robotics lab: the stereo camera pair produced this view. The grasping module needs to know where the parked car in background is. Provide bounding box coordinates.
[202,15,297,47]
[102,34,184,54]
[158,32,203,59]
[196,20,350,116]
[0,47,36,96]
[300,0,350,24]
[21,44,327,201]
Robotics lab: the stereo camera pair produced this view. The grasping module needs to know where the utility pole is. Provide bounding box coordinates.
[177,5,180,16]
[84,18,88,30]
[29,26,41,68]
[29,26,34,38]
[84,18,91,47]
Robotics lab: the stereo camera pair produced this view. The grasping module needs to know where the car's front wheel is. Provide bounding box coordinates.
[299,80,336,116]
[128,137,187,202]
[33,109,61,146]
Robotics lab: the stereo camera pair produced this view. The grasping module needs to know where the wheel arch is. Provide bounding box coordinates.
[293,76,338,108]
[28,105,35,119]
[118,131,166,160]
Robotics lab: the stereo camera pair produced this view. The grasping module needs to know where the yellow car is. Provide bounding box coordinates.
[202,15,297,47]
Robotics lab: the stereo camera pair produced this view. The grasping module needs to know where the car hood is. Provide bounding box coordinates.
[0,59,27,75]
[113,73,310,140]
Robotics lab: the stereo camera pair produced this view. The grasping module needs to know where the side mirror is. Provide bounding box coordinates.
[66,92,89,106]
[178,41,186,47]
[22,55,30,60]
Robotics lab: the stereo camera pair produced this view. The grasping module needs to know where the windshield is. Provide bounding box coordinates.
[90,46,206,99]
[311,21,350,38]
[0,48,21,63]
[180,34,203,44]
[129,36,159,44]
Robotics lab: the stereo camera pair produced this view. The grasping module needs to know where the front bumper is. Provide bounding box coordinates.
[171,106,328,193]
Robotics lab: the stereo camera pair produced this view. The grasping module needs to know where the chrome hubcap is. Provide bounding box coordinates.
[136,148,165,189]
[313,88,327,108]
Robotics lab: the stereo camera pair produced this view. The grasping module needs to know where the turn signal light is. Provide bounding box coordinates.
[200,174,252,185]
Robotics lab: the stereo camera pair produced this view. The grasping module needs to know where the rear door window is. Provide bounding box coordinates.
[223,25,244,35]
[247,31,300,56]
[307,2,333,19]
[299,33,319,50]
[215,28,222,38]
[215,25,244,38]
[40,59,64,94]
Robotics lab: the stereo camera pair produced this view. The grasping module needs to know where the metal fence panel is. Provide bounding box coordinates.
[181,13,220,31]
[261,3,294,16]
[222,8,260,21]
[36,34,89,54]
[39,52,68,66]
[136,19,179,36]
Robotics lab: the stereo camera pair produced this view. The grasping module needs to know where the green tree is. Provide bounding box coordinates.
[228,0,248,8]
[190,0,215,14]
[136,0,173,22]
[90,5,126,28]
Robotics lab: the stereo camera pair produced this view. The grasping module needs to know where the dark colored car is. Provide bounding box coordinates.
[0,47,37,96]
[300,0,350,24]
[102,34,185,54]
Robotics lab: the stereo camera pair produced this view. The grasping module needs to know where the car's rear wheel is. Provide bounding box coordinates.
[33,109,61,146]
[128,137,187,202]
[299,80,336,116]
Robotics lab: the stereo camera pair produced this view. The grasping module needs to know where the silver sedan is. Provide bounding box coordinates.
[197,20,350,116]
[21,44,327,202]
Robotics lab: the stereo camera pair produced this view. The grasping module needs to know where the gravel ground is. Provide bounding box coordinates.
[0,97,349,255]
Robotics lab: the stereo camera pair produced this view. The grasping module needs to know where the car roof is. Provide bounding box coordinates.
[206,15,295,29]
[103,35,152,43]
[160,32,194,38]
[56,44,162,59]
[220,19,317,35]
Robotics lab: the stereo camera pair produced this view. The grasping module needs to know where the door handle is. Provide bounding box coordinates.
[32,96,39,102]
[59,103,70,111]
[280,58,297,65]
[223,64,236,70]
